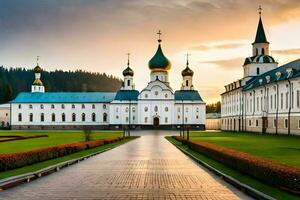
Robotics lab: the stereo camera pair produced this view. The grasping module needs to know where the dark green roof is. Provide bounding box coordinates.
[175,90,203,101]
[243,59,300,91]
[254,17,268,44]
[123,66,134,76]
[243,55,275,66]
[148,44,171,70]
[114,90,139,101]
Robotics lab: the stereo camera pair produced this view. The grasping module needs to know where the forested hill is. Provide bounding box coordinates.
[0,66,123,103]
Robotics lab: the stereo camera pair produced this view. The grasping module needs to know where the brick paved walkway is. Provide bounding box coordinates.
[0,130,252,199]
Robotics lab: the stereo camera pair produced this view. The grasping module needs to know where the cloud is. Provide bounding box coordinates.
[190,42,245,51]
[272,48,300,55]
[202,57,244,70]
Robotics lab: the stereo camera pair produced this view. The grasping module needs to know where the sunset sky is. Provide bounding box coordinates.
[1,0,300,103]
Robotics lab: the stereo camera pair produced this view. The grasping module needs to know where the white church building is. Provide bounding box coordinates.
[10,33,206,130]
[221,10,300,135]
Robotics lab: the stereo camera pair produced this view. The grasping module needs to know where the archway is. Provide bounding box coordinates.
[153,117,159,128]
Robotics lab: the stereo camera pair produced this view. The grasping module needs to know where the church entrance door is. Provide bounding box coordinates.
[153,117,159,128]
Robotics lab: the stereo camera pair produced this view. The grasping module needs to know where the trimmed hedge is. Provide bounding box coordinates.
[172,136,300,194]
[0,137,124,172]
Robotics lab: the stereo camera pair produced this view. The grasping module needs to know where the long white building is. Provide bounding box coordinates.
[10,34,206,130]
[221,11,300,135]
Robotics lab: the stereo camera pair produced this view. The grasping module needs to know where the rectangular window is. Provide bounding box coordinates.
[286,92,289,109]
[284,119,288,129]
[256,120,258,127]
[297,91,300,108]
[298,120,300,129]
[281,93,283,109]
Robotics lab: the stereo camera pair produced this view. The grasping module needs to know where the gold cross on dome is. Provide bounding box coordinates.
[185,53,191,66]
[258,5,262,16]
[127,53,130,67]
[37,56,40,65]
[157,30,162,42]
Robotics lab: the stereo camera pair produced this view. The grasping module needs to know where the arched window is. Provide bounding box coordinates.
[51,104,55,109]
[62,113,65,122]
[103,104,107,109]
[29,104,33,109]
[72,104,75,109]
[165,117,168,123]
[40,104,44,109]
[72,113,76,122]
[257,67,260,75]
[41,113,44,122]
[29,113,33,122]
[165,107,168,112]
[82,113,86,122]
[82,104,85,109]
[92,113,96,122]
[186,80,188,86]
[61,104,65,109]
[92,104,95,109]
[18,104,21,109]
[103,113,107,122]
[144,107,148,112]
[262,48,265,55]
[52,113,55,122]
[127,80,130,86]
[18,113,22,122]
[256,48,258,55]
[154,106,158,112]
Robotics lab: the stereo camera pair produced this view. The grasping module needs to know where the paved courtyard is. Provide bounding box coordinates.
[0,130,252,199]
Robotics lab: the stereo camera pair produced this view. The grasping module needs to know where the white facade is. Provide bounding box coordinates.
[10,36,206,130]
[221,14,300,135]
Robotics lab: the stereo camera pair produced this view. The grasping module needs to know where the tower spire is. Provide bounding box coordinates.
[254,5,268,44]
[157,30,162,43]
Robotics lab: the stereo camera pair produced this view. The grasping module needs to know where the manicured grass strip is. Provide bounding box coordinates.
[0,131,122,153]
[166,136,300,200]
[189,131,300,168]
[0,137,136,180]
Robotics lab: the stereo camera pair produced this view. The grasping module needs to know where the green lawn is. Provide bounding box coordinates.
[0,130,122,153]
[186,131,300,168]
[0,137,135,180]
[166,137,300,200]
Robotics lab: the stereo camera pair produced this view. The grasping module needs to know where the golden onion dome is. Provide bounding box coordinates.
[34,65,42,73]
[181,66,194,76]
[122,66,134,76]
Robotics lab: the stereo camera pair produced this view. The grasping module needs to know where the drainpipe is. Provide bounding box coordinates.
[287,79,292,135]
[263,85,267,134]
[275,81,279,135]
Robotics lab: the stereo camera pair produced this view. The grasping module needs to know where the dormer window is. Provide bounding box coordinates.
[275,72,281,80]
[266,76,271,83]
[259,79,263,85]
[286,68,293,78]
